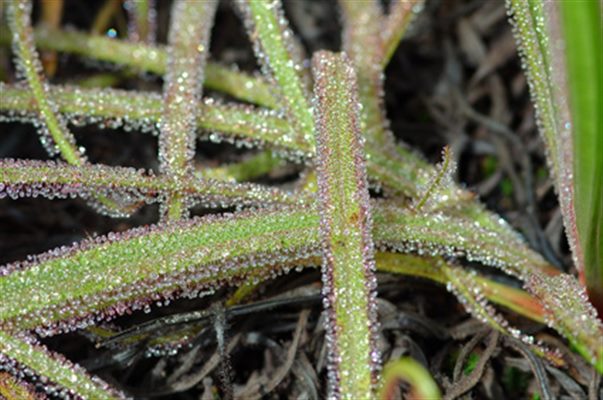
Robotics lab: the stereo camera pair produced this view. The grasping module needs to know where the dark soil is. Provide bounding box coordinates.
[0,0,599,399]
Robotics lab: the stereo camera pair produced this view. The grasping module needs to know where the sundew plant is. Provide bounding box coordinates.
[0,0,601,399]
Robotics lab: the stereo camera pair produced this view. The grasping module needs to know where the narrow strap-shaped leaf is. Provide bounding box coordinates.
[236,0,315,145]
[336,0,436,198]
[0,159,307,207]
[312,51,378,398]
[0,84,311,155]
[2,205,600,370]
[380,0,424,67]
[158,0,217,220]
[556,1,603,310]
[375,201,558,279]
[444,267,559,364]
[0,372,38,400]
[7,0,83,164]
[124,0,156,43]
[0,25,276,108]
[98,252,547,350]
[338,0,390,149]
[198,150,284,182]
[526,273,603,373]
[7,0,138,217]
[0,206,322,333]
[376,253,546,324]
[0,331,125,399]
[0,205,555,330]
[0,203,540,332]
[411,146,470,212]
[506,0,580,276]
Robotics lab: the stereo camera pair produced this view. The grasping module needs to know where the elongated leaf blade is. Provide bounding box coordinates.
[1,203,600,369]
[0,206,321,333]
[0,84,311,156]
[312,51,379,398]
[0,159,307,207]
[236,0,314,145]
[0,331,125,399]
[158,0,217,220]
[380,0,424,67]
[526,273,603,373]
[557,1,603,313]
[506,0,603,312]
[0,25,276,108]
[8,0,83,164]
[0,204,551,332]
[124,0,156,43]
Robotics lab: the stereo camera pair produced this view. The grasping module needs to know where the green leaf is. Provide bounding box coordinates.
[0,25,276,108]
[0,84,310,155]
[526,273,603,374]
[0,206,321,333]
[124,0,155,43]
[158,0,217,220]
[312,51,378,398]
[6,0,139,217]
[198,150,284,182]
[506,0,603,311]
[0,159,306,207]
[7,0,83,165]
[375,253,546,324]
[236,0,315,146]
[375,201,557,279]
[0,331,125,399]
[2,203,599,368]
[557,0,603,312]
[381,0,424,67]
[338,0,393,149]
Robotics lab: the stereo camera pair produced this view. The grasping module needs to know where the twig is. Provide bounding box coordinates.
[503,336,554,400]
[443,330,499,400]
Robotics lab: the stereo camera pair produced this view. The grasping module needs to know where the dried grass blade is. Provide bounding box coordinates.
[312,51,378,398]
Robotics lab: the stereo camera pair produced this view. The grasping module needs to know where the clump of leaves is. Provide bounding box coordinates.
[0,0,601,399]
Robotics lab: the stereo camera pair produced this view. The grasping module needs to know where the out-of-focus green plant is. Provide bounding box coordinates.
[379,357,441,400]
